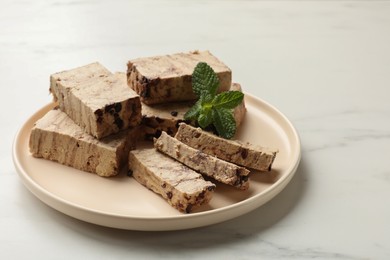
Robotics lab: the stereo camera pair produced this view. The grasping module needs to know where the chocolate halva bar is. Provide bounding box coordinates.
[128,148,215,213]
[140,100,192,140]
[29,109,139,177]
[127,50,232,105]
[175,123,278,171]
[154,132,250,190]
[50,63,142,139]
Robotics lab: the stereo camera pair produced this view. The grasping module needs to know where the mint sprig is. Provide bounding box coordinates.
[184,62,244,139]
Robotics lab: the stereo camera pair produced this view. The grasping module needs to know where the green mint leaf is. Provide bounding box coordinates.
[186,61,245,139]
[184,99,202,120]
[185,91,213,120]
[192,62,219,97]
[201,93,214,104]
[198,109,213,128]
[212,108,236,139]
[212,91,244,109]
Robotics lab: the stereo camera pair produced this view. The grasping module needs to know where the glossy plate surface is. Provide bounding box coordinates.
[13,94,301,231]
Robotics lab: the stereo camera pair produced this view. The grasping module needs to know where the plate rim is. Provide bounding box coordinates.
[12,93,301,230]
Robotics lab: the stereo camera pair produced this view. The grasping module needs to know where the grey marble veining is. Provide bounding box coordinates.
[1,0,390,259]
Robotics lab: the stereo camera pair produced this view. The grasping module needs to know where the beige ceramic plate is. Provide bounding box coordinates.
[13,94,301,231]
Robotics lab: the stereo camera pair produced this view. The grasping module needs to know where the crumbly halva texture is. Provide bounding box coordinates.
[50,63,142,139]
[29,109,139,177]
[127,50,232,105]
[140,83,246,140]
[175,123,278,171]
[140,100,192,140]
[128,148,216,213]
[154,132,250,190]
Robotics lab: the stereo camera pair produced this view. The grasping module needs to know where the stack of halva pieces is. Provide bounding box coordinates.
[29,50,278,213]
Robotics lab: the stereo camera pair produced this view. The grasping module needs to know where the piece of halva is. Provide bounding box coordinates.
[154,132,250,190]
[127,50,232,105]
[175,123,278,171]
[50,63,142,139]
[29,109,138,177]
[141,101,193,140]
[128,148,215,213]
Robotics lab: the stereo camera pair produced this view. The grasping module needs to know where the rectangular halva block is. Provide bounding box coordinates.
[50,63,142,139]
[154,132,250,190]
[127,50,232,105]
[175,123,278,171]
[29,109,138,177]
[128,148,215,213]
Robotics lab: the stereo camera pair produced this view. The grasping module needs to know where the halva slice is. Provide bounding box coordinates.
[50,63,142,139]
[141,83,246,139]
[141,100,193,140]
[128,148,216,213]
[175,123,278,171]
[127,50,232,105]
[154,132,250,190]
[29,109,138,177]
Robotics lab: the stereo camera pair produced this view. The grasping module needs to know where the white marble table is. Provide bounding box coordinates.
[1,0,389,259]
